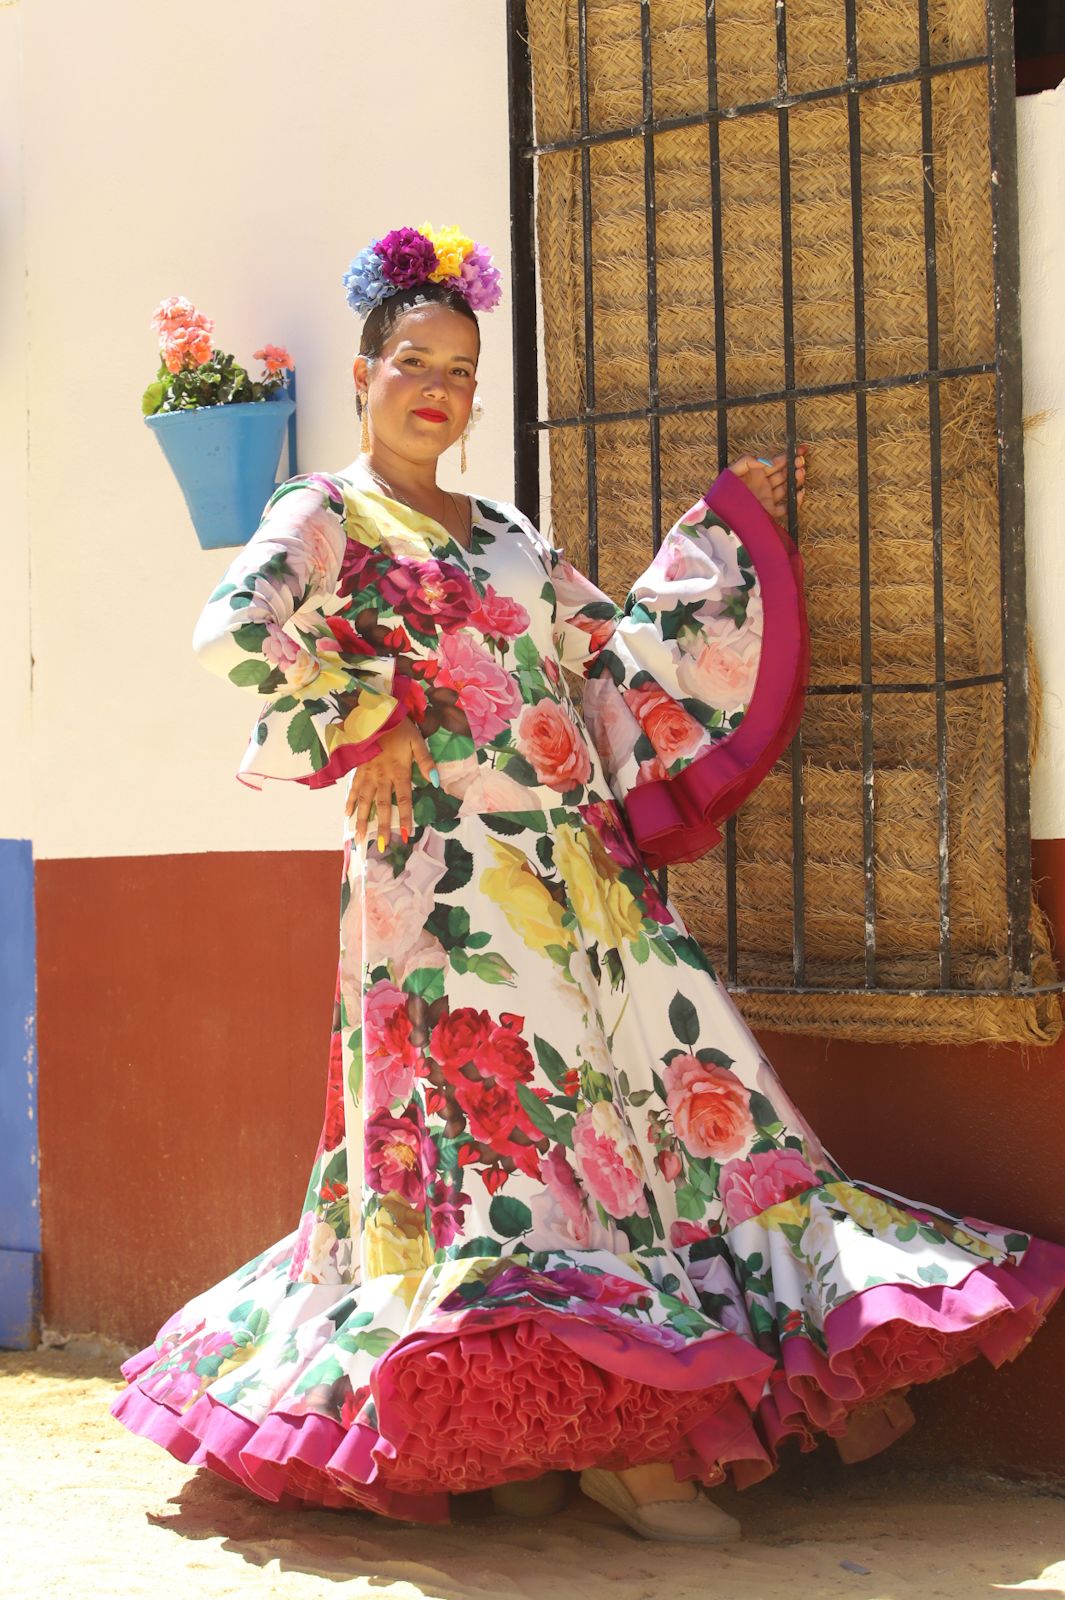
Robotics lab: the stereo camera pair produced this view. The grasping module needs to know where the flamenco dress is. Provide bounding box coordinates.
[110,459,1065,1521]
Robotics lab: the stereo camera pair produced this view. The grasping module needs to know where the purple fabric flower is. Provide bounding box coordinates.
[375,227,438,290]
[453,242,502,312]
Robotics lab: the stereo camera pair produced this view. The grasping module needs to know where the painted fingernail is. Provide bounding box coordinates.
[377,832,387,853]
[429,767,441,788]
[400,824,409,843]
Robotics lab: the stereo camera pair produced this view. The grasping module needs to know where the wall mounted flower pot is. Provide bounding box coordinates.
[145,388,297,550]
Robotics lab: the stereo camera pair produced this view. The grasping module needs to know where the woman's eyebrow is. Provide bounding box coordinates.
[400,344,477,362]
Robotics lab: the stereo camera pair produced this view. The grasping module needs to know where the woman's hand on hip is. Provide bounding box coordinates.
[344,718,439,851]
[729,445,807,521]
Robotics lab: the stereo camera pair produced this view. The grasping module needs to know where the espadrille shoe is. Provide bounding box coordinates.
[490,1471,569,1518]
[578,1469,741,1544]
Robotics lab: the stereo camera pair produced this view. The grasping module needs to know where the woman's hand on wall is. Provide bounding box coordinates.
[728,446,807,522]
[344,718,439,851]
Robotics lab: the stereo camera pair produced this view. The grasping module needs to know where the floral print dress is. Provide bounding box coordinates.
[111,458,1065,1522]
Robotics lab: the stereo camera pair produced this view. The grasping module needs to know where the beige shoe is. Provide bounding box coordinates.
[490,1470,569,1519]
[579,1469,741,1544]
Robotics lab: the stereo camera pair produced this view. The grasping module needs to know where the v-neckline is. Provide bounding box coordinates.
[334,461,480,557]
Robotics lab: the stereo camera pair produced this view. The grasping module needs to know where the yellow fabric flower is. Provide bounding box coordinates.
[480,836,576,958]
[830,1182,910,1237]
[759,1197,808,1232]
[364,1194,435,1280]
[324,692,399,753]
[341,486,442,557]
[553,823,643,949]
[420,221,475,282]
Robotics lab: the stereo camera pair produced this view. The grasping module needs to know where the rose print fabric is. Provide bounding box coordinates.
[112,460,1065,1522]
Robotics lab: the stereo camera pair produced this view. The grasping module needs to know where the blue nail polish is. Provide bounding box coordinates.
[430,767,441,788]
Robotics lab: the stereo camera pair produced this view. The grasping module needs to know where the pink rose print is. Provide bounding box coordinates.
[470,584,530,639]
[433,632,523,745]
[669,1220,711,1249]
[624,683,706,765]
[365,1106,434,1208]
[676,617,761,716]
[527,1147,628,1252]
[388,558,478,635]
[571,1101,649,1220]
[718,1148,820,1226]
[363,980,420,1114]
[354,830,448,982]
[663,1055,755,1160]
[515,699,592,791]
[262,621,301,670]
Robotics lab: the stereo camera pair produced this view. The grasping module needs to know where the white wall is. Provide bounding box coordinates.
[1019,81,1065,841]
[0,5,32,844]
[4,9,1063,857]
[15,0,514,858]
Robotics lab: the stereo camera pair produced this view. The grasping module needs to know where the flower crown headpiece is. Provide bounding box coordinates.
[342,223,502,320]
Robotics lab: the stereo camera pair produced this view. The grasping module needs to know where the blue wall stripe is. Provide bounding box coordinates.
[0,837,39,1348]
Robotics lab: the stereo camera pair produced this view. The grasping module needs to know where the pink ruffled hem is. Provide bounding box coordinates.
[110,1239,1065,1517]
[624,468,809,869]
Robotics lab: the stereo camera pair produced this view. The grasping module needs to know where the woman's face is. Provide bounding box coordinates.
[354,303,479,465]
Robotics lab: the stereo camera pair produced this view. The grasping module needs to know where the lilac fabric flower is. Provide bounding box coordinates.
[375,227,438,290]
[453,242,502,312]
[342,245,394,318]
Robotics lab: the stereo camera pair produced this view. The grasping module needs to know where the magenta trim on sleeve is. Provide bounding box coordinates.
[296,674,417,791]
[623,468,809,868]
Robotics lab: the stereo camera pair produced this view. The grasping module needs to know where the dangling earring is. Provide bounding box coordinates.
[460,424,469,475]
[359,391,370,453]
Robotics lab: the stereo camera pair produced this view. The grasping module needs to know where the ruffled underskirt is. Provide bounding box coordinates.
[110,1227,1065,1524]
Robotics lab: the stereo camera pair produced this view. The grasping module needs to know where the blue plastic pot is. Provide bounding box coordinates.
[145,390,297,550]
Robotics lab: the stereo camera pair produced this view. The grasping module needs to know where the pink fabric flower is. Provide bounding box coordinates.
[676,621,761,716]
[718,1148,820,1226]
[669,1220,711,1249]
[363,980,420,1114]
[656,1149,683,1182]
[527,1147,629,1252]
[364,1106,433,1208]
[433,632,523,745]
[357,831,449,980]
[515,700,592,792]
[439,754,538,814]
[262,621,301,670]
[254,344,294,374]
[624,683,706,765]
[470,584,530,639]
[572,1102,649,1220]
[388,560,478,635]
[663,1055,755,1160]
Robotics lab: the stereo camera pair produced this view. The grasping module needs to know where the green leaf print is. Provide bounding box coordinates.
[231,622,269,653]
[428,729,476,764]
[454,1236,503,1258]
[489,1195,533,1238]
[228,658,273,689]
[918,1262,950,1285]
[500,751,539,786]
[748,1091,784,1134]
[286,706,319,754]
[403,967,447,1004]
[354,1328,400,1357]
[624,1213,655,1250]
[630,934,650,964]
[436,839,474,896]
[484,814,527,836]
[516,1082,560,1140]
[675,1186,704,1221]
[534,1035,569,1089]
[649,937,678,966]
[514,634,541,672]
[295,1356,344,1395]
[1004,1232,1029,1255]
[668,993,700,1046]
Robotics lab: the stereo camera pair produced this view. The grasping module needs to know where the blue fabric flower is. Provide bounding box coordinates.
[342,245,393,318]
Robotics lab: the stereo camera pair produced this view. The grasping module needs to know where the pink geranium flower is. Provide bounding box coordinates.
[254,344,294,374]
[161,325,214,373]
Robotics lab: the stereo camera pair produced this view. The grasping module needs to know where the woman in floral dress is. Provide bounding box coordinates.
[111,225,1065,1543]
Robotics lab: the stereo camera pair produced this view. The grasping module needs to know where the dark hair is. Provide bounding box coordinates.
[359,281,481,364]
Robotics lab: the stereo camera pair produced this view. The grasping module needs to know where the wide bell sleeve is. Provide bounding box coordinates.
[191,472,415,790]
[519,468,808,868]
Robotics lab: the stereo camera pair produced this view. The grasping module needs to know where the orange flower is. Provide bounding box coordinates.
[161,325,213,373]
[254,344,294,375]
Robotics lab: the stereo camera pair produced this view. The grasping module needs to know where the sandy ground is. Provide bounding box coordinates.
[3,1338,1065,1600]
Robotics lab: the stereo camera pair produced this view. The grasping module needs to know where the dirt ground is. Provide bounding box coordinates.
[3,1337,1065,1600]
